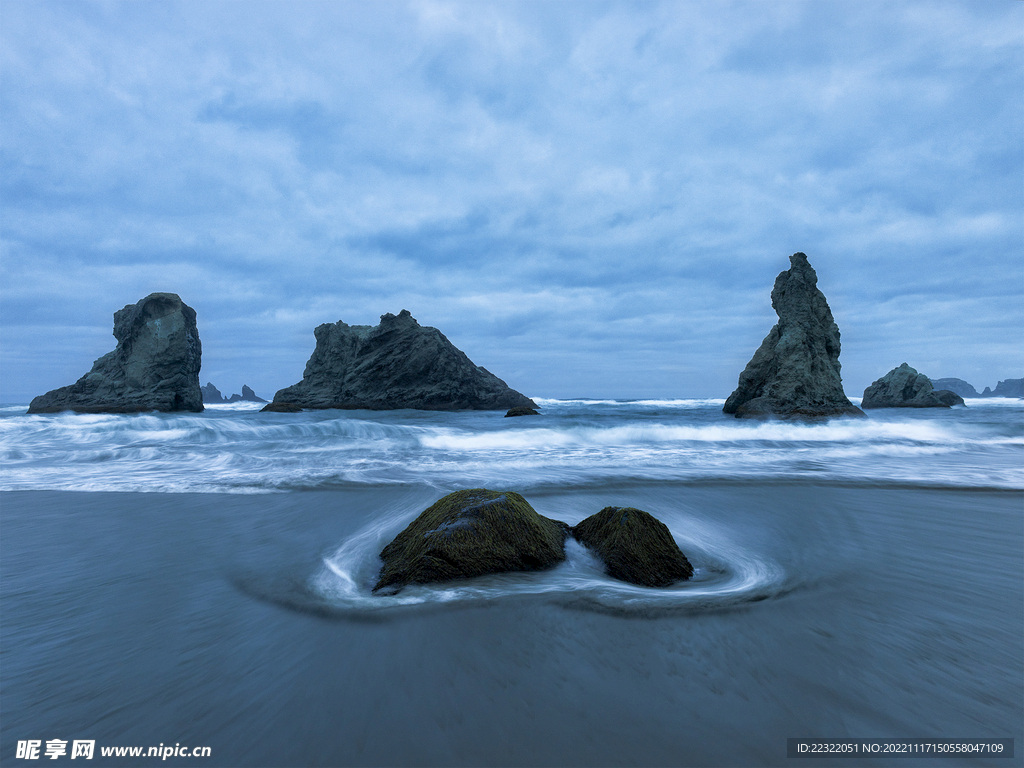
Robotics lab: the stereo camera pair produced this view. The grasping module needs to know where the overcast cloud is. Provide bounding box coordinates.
[2,0,1021,402]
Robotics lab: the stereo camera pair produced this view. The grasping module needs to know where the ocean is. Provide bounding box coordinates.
[1,398,1022,766]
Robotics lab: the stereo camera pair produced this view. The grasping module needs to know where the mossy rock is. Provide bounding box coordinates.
[572,506,693,587]
[505,406,540,417]
[373,489,570,593]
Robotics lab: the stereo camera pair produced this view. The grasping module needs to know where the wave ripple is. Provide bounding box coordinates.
[1,399,1021,492]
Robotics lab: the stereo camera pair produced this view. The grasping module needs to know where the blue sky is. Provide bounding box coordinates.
[2,0,1021,402]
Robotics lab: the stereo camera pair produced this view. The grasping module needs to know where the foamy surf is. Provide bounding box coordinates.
[300,510,786,618]
[1,398,1021,492]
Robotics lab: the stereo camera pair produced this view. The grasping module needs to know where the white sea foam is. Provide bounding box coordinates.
[532,397,727,408]
[1,398,1021,492]
[200,401,267,410]
[419,419,969,450]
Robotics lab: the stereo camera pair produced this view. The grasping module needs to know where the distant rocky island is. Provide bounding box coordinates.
[201,383,267,404]
[863,364,964,408]
[28,293,203,414]
[723,252,864,419]
[980,378,1024,398]
[926,377,1023,399]
[265,310,535,412]
[927,378,979,398]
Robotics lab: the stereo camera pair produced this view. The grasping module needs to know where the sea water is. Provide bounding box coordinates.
[1,399,1022,766]
[2,398,1021,494]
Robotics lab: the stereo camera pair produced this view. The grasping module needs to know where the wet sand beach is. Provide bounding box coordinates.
[2,483,1020,767]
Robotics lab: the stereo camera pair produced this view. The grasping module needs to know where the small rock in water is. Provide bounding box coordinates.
[572,506,693,587]
[373,489,569,594]
[505,406,540,417]
[862,363,962,408]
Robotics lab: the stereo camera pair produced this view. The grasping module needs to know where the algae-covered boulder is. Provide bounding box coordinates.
[373,489,570,593]
[572,506,693,587]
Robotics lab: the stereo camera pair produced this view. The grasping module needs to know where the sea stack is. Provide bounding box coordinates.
[723,253,863,420]
[863,364,964,408]
[270,310,536,411]
[28,293,203,414]
[205,383,268,403]
[201,382,225,403]
[227,385,267,403]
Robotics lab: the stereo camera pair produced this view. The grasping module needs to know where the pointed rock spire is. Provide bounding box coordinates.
[723,253,863,419]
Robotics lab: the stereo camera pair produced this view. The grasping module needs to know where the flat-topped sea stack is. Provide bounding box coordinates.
[863,364,964,408]
[269,310,535,411]
[28,293,203,414]
[723,253,864,420]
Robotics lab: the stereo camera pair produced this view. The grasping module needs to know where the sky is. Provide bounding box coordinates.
[1,0,1021,402]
